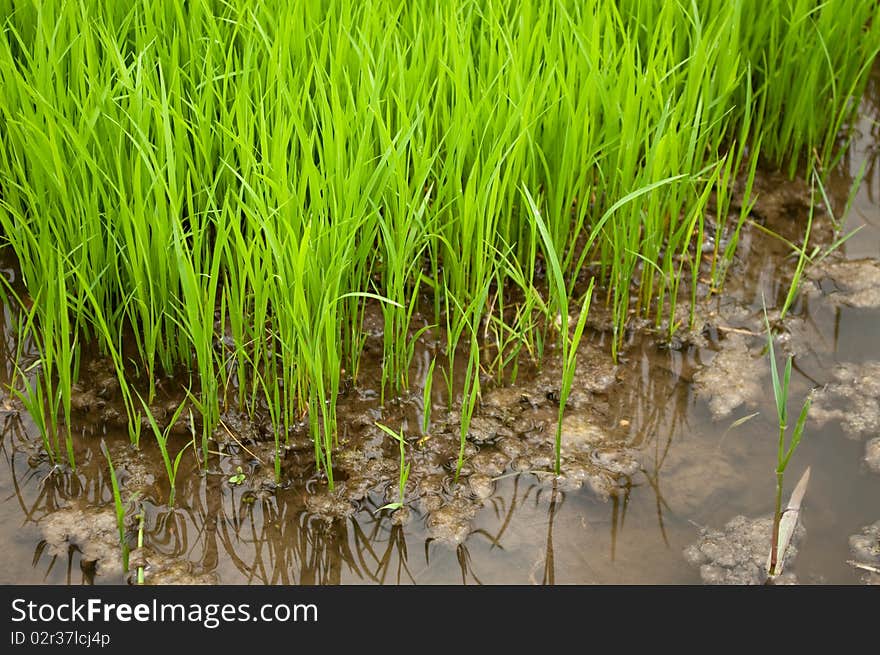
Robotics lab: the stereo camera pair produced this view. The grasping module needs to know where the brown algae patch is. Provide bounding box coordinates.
[129,548,219,585]
[104,441,161,501]
[683,515,804,585]
[809,361,880,438]
[304,489,357,521]
[426,493,481,546]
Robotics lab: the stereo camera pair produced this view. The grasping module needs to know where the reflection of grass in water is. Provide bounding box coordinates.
[0,0,878,491]
[138,393,193,508]
[100,440,129,574]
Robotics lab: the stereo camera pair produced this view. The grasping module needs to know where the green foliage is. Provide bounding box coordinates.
[0,0,876,486]
[228,466,246,486]
[375,422,411,512]
[139,394,192,507]
[763,306,811,577]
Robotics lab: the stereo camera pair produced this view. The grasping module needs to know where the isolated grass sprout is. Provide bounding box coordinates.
[375,423,411,512]
[763,307,811,578]
[135,505,145,586]
[138,394,192,507]
[422,357,436,436]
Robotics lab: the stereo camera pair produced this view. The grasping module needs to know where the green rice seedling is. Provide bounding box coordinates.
[375,422,411,512]
[4,293,59,466]
[100,440,129,573]
[713,133,763,294]
[138,394,192,507]
[759,166,864,322]
[2,262,80,468]
[525,187,595,474]
[67,266,142,448]
[421,357,436,436]
[135,505,145,586]
[12,366,56,465]
[168,187,231,458]
[664,164,726,338]
[736,0,880,175]
[486,244,546,382]
[763,306,811,578]
[556,285,594,473]
[249,355,287,485]
[779,177,816,321]
[808,162,867,267]
[766,466,810,581]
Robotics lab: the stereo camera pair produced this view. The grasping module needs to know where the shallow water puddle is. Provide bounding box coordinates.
[2,78,880,587]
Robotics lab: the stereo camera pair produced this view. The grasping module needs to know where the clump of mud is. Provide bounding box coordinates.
[848,521,880,585]
[415,413,640,546]
[104,441,161,500]
[692,333,765,419]
[683,515,804,585]
[748,169,813,223]
[809,361,880,438]
[806,258,880,309]
[304,489,358,521]
[39,502,124,579]
[129,548,219,585]
[289,338,641,548]
[416,414,639,547]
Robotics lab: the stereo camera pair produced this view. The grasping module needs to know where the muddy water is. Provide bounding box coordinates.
[2,80,880,586]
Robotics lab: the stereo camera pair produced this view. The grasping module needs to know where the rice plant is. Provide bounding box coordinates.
[375,422,411,512]
[0,0,877,490]
[138,394,192,507]
[763,307,811,578]
[525,187,596,474]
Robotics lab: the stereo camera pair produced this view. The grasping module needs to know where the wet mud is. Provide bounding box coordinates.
[38,503,124,579]
[683,515,804,585]
[848,521,880,585]
[809,361,880,438]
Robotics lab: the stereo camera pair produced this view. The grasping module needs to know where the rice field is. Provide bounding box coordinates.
[0,0,878,495]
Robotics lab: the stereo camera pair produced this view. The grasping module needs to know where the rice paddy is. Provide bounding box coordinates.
[0,0,879,585]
